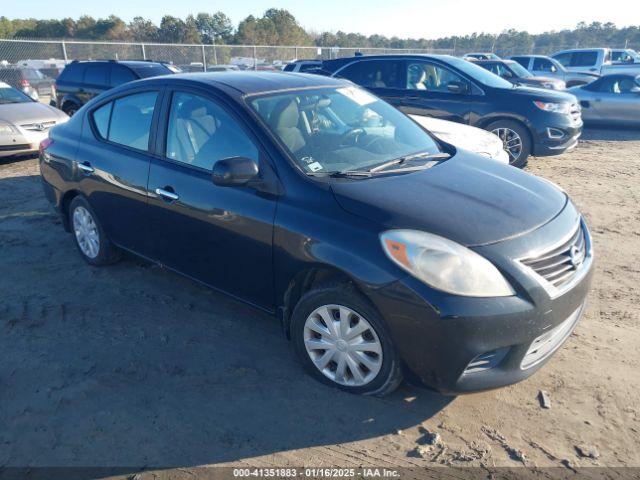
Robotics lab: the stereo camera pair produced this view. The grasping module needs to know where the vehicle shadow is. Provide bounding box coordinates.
[0,174,454,478]
[581,125,640,142]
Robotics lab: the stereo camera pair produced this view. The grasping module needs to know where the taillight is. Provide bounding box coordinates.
[39,137,54,156]
[20,79,30,87]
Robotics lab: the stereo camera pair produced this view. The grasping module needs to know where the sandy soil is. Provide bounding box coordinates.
[1,128,639,477]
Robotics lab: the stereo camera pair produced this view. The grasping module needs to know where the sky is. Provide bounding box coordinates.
[5,0,639,39]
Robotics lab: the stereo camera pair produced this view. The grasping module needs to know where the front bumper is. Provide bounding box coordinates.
[367,201,594,394]
[532,118,583,157]
[0,130,48,158]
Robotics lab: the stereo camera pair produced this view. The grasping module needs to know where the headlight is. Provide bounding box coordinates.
[533,101,571,114]
[0,123,17,135]
[380,230,515,297]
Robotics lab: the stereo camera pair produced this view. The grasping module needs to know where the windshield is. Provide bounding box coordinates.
[249,86,441,175]
[0,86,33,104]
[508,62,532,78]
[453,57,514,89]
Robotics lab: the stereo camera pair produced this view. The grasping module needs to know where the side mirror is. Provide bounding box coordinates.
[446,81,467,94]
[212,156,259,187]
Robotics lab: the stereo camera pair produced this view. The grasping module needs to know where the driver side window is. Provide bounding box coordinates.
[406,62,466,92]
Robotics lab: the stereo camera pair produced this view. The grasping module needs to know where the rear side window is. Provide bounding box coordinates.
[129,64,172,79]
[283,64,296,72]
[91,91,158,151]
[299,63,319,72]
[92,102,112,138]
[58,63,86,83]
[110,65,137,86]
[85,64,109,86]
[338,60,403,89]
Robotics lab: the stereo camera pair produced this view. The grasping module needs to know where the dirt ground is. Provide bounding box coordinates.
[1,127,639,477]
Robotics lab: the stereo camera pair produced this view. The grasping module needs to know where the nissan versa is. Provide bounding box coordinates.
[40,72,593,396]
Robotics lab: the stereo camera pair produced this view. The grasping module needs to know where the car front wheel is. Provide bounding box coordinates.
[69,196,120,266]
[291,283,403,396]
[486,119,531,168]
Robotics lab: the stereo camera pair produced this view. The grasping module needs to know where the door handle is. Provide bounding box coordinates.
[155,187,179,202]
[77,162,94,173]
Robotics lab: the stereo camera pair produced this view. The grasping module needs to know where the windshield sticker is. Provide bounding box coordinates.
[337,86,377,106]
[308,162,323,172]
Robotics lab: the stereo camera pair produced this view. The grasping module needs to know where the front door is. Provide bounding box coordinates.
[398,60,479,124]
[146,89,277,309]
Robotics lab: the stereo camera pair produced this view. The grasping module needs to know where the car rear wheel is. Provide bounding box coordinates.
[486,120,531,168]
[290,283,403,396]
[69,196,120,266]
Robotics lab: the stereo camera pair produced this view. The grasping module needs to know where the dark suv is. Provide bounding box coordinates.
[0,67,54,100]
[51,60,175,116]
[321,55,583,167]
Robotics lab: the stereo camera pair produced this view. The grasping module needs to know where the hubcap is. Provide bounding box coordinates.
[72,206,100,259]
[492,127,523,163]
[303,304,383,387]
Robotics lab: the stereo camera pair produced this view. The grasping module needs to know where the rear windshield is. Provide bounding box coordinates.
[57,63,86,83]
[129,64,173,79]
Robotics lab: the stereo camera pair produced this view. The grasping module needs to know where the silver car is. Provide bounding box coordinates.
[0,81,68,158]
[569,74,640,126]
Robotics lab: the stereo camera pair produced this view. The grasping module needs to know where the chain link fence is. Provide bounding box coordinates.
[1,38,637,71]
[0,38,455,70]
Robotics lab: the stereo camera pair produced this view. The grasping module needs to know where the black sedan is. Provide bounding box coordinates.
[321,54,582,167]
[40,72,593,396]
[471,59,567,90]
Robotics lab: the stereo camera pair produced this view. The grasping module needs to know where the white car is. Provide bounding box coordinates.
[0,81,68,158]
[410,115,510,164]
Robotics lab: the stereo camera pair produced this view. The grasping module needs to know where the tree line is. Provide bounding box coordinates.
[1,10,638,53]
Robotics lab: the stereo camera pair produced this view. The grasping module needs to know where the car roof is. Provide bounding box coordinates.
[70,60,166,67]
[155,71,348,96]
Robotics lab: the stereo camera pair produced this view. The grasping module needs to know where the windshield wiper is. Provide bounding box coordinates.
[308,170,374,178]
[368,152,450,173]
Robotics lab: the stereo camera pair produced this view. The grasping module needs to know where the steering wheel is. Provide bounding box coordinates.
[339,127,366,147]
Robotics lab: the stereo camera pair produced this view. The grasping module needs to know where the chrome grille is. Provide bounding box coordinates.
[521,304,584,370]
[521,222,587,290]
[20,120,56,132]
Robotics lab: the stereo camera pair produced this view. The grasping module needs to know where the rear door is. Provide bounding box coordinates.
[81,63,110,103]
[75,87,162,253]
[145,87,277,309]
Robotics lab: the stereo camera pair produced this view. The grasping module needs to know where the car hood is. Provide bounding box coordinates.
[331,152,567,247]
[498,85,576,102]
[0,101,66,125]
[409,115,507,163]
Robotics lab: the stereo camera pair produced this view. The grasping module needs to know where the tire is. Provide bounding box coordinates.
[68,196,120,266]
[486,119,532,168]
[290,282,403,396]
[63,103,79,117]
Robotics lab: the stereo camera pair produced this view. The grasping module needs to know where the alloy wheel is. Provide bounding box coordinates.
[303,304,383,387]
[492,127,523,164]
[72,206,100,259]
